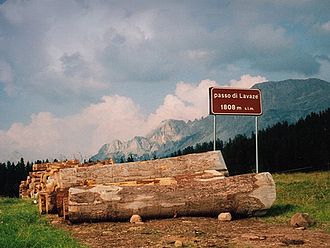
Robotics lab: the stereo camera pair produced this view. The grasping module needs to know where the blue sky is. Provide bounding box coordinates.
[0,0,330,161]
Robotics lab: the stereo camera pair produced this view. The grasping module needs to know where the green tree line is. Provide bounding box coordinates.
[170,108,330,175]
[0,158,32,197]
[0,158,56,197]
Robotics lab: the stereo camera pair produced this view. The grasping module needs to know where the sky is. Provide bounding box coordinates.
[0,0,330,162]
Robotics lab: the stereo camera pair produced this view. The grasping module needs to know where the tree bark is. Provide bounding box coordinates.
[58,151,228,190]
[67,172,276,223]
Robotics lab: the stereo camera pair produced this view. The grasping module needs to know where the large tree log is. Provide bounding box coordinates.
[67,172,276,223]
[58,151,228,190]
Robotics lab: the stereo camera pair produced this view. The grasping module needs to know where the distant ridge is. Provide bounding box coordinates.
[91,78,330,162]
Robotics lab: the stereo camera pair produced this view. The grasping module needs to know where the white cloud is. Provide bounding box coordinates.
[0,95,147,162]
[79,95,147,151]
[0,112,62,162]
[229,74,267,88]
[147,79,218,127]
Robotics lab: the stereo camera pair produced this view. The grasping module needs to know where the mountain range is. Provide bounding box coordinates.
[91,78,330,162]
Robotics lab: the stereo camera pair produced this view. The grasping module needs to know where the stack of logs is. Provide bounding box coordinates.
[19,151,276,223]
[19,159,113,213]
[19,159,80,199]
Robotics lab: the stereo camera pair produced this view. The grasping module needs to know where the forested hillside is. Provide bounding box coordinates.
[171,108,330,175]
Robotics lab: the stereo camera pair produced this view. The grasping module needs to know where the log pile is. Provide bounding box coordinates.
[19,160,78,199]
[19,159,114,213]
[19,151,277,223]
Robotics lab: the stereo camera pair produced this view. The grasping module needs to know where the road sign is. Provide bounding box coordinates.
[209,87,262,116]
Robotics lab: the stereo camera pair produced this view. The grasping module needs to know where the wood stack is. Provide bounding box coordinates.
[19,177,32,198]
[19,159,114,213]
[19,160,79,199]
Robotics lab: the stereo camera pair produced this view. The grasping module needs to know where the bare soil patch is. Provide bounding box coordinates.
[49,215,329,247]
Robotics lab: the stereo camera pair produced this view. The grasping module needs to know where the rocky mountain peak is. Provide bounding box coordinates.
[147,119,188,144]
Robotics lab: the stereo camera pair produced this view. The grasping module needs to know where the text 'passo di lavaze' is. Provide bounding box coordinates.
[213,93,259,99]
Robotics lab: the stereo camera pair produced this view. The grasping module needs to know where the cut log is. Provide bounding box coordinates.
[67,172,276,223]
[59,151,228,190]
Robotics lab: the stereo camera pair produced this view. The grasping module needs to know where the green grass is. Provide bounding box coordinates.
[262,171,330,232]
[0,197,86,248]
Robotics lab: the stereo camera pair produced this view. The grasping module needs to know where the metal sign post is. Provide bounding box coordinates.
[255,116,259,173]
[213,115,216,151]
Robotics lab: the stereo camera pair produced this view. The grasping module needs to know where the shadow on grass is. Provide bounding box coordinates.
[264,204,298,217]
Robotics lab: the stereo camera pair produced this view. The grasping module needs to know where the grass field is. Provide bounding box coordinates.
[262,171,330,232]
[0,197,85,248]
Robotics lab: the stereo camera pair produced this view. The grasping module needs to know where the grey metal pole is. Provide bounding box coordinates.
[255,116,259,173]
[213,115,216,151]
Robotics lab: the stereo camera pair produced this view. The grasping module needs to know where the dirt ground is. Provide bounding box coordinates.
[49,215,330,248]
